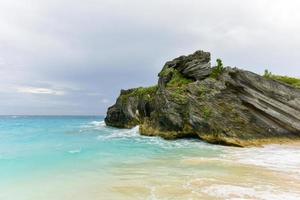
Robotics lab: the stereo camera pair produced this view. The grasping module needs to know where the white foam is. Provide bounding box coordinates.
[224,145,300,179]
[146,137,223,151]
[89,121,106,127]
[79,121,107,133]
[201,184,300,200]
[97,126,140,140]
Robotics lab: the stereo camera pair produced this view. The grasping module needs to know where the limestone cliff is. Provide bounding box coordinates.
[105,50,300,147]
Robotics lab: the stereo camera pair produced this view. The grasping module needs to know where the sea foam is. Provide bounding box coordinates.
[224,145,300,179]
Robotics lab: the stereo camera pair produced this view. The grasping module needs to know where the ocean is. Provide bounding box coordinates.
[0,116,299,200]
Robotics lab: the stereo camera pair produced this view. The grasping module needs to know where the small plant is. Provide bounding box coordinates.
[216,58,223,68]
[263,69,300,89]
[168,70,193,87]
[263,69,272,78]
[211,58,224,79]
[161,68,193,88]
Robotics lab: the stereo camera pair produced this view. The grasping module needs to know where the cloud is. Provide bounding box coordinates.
[0,0,300,114]
[16,87,65,95]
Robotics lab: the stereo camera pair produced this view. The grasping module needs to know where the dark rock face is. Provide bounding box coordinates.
[105,50,300,147]
[160,50,212,81]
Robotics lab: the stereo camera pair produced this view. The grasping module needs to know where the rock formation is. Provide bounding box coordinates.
[105,50,300,147]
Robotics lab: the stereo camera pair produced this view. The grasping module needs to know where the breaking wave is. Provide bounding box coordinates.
[224,145,300,179]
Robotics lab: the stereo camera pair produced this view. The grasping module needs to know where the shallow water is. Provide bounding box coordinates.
[0,116,299,200]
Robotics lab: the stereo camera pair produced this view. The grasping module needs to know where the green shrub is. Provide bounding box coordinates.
[263,69,272,78]
[159,68,192,104]
[167,70,193,87]
[121,85,158,103]
[211,58,224,79]
[159,67,174,78]
[131,86,158,97]
[160,68,193,88]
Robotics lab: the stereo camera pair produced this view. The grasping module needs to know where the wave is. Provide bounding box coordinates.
[89,121,106,127]
[81,120,217,150]
[82,121,142,141]
[79,121,107,133]
[224,145,300,179]
[96,125,222,153]
[97,126,140,140]
[200,183,300,200]
[82,121,106,129]
[182,177,300,200]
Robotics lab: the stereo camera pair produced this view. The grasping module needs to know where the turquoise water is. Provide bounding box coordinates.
[0,116,300,200]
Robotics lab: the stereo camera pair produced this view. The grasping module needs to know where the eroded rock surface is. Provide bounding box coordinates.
[105,50,300,147]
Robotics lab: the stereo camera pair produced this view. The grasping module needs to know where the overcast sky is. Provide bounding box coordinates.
[0,0,300,115]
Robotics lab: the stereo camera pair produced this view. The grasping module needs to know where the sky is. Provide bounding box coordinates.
[0,0,300,115]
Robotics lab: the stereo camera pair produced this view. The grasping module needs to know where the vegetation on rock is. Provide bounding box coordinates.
[202,106,212,120]
[264,69,300,88]
[161,68,193,104]
[167,69,193,87]
[120,86,157,102]
[210,58,224,79]
[131,86,158,97]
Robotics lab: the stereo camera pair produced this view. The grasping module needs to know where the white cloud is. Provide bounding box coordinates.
[0,0,300,114]
[16,87,65,95]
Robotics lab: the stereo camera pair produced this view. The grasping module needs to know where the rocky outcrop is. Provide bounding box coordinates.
[160,50,212,81]
[105,50,300,147]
